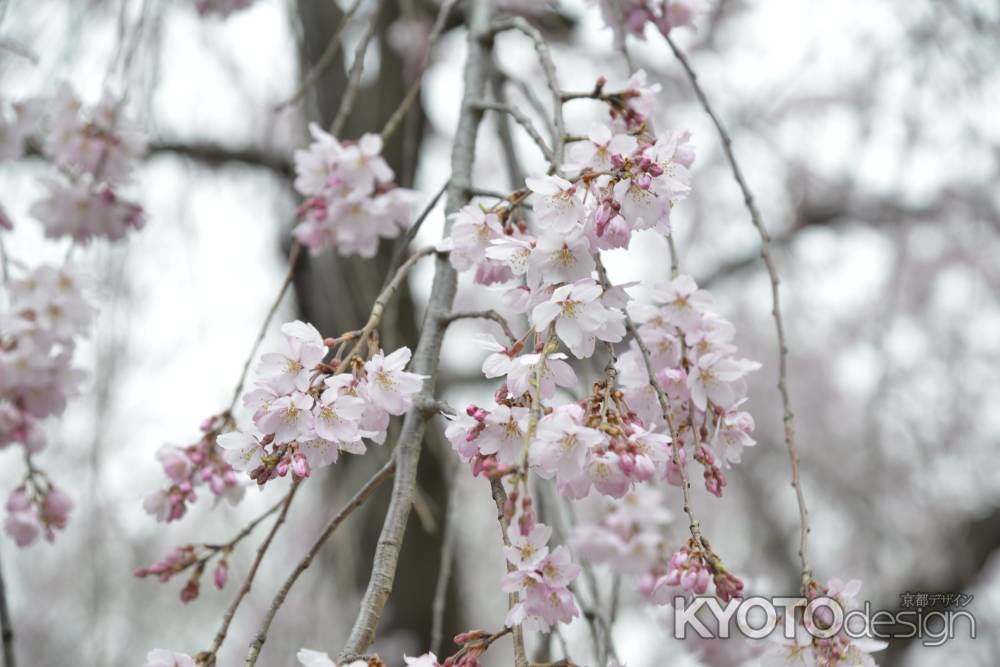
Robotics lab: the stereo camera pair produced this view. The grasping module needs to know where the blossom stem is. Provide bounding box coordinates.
[596,257,703,542]
[334,245,439,373]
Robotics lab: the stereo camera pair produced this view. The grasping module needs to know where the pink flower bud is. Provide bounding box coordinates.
[180,579,199,603]
[214,559,228,589]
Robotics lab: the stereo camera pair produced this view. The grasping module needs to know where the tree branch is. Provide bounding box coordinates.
[337,0,497,658]
[244,461,395,666]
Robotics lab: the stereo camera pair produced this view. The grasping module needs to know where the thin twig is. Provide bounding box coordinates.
[392,180,449,267]
[492,65,528,189]
[337,1,497,657]
[430,463,460,656]
[330,1,383,137]
[202,482,300,666]
[498,69,556,143]
[490,17,565,172]
[244,461,395,666]
[664,34,811,589]
[472,101,553,163]
[381,0,460,141]
[202,494,289,553]
[335,245,439,372]
[276,0,365,111]
[595,259,702,542]
[442,310,517,343]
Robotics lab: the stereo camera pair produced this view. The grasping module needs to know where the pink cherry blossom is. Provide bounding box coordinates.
[258,392,315,444]
[568,122,638,172]
[256,320,327,393]
[144,648,196,667]
[531,279,625,358]
[526,175,584,233]
[216,431,266,471]
[363,347,424,415]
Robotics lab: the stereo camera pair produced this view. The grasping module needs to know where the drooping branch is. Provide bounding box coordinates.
[337,0,497,658]
[200,483,300,666]
[380,0,460,142]
[275,0,365,110]
[330,0,383,136]
[472,101,553,163]
[244,461,396,667]
[595,259,703,542]
[664,34,813,590]
[490,16,565,171]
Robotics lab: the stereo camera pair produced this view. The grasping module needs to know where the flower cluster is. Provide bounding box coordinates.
[134,540,230,603]
[27,84,146,243]
[596,0,707,46]
[764,579,887,667]
[4,482,72,548]
[1,86,147,547]
[617,273,760,496]
[502,522,581,631]
[573,486,673,597]
[650,541,743,602]
[436,73,762,626]
[142,413,245,523]
[292,124,419,257]
[445,339,679,502]
[217,321,423,485]
[0,264,93,546]
[0,264,93,451]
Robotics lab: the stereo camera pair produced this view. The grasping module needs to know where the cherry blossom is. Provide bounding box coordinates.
[144,415,244,523]
[596,0,707,46]
[363,347,425,415]
[216,431,266,472]
[568,122,638,172]
[530,279,625,358]
[525,175,585,233]
[144,649,196,667]
[211,319,422,488]
[501,521,580,632]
